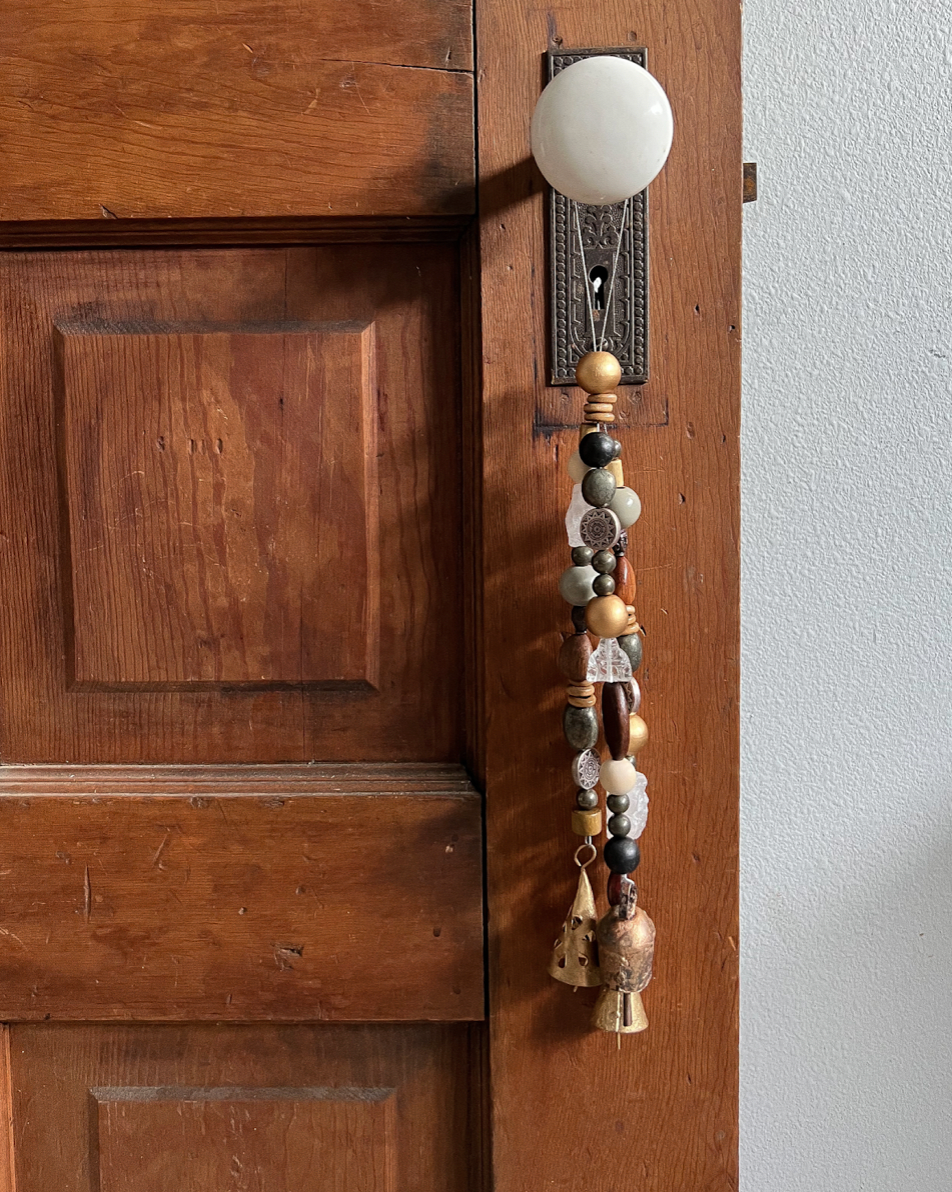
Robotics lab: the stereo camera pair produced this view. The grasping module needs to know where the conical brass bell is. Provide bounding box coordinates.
[592,879,655,1033]
[549,863,602,988]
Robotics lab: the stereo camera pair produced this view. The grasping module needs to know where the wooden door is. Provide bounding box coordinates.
[0,0,739,1189]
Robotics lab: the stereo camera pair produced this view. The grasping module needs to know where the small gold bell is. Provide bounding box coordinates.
[592,880,655,1033]
[548,864,602,988]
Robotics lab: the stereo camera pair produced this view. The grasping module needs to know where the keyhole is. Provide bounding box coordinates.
[589,265,609,311]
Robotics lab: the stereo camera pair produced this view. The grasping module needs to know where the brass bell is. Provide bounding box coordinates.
[592,880,655,1033]
[548,864,602,988]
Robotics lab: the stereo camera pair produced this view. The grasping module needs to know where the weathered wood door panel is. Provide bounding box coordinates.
[0,0,740,1186]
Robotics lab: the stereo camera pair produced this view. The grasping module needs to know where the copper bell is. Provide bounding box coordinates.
[548,865,602,988]
[592,879,655,1033]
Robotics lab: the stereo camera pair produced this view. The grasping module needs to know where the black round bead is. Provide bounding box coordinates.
[581,467,616,508]
[608,813,631,837]
[604,836,641,874]
[611,437,623,460]
[576,788,599,810]
[578,431,617,469]
[592,549,617,574]
[570,605,588,633]
[592,574,615,596]
[607,793,630,813]
[571,545,594,566]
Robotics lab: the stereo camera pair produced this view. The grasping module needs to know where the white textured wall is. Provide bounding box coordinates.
[741,2,952,1187]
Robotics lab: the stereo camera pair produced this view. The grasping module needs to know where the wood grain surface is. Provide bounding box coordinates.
[6,1022,481,1192]
[476,2,741,1188]
[0,244,464,763]
[0,764,483,1022]
[0,0,474,220]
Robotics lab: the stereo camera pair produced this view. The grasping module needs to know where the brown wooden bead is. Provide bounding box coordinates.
[602,682,631,761]
[558,633,593,683]
[572,808,602,837]
[567,693,597,708]
[585,594,629,639]
[613,556,637,604]
[584,402,615,415]
[629,714,649,753]
[566,683,595,698]
[584,411,615,424]
[575,351,622,395]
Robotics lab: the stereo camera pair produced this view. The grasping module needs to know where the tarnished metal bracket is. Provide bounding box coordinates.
[547,46,649,387]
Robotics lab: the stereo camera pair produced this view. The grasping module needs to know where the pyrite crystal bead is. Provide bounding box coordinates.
[608,814,631,837]
[575,350,623,395]
[571,545,594,566]
[559,564,597,605]
[617,632,643,671]
[578,431,618,469]
[604,835,641,874]
[585,594,629,639]
[607,793,630,813]
[576,787,599,810]
[592,574,615,596]
[563,704,599,751]
[592,549,617,574]
[581,467,616,508]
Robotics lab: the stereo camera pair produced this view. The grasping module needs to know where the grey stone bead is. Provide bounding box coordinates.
[608,814,632,837]
[581,467,616,508]
[562,704,599,751]
[592,549,617,574]
[607,793,630,813]
[592,574,615,596]
[571,545,594,566]
[617,632,643,671]
[576,788,599,810]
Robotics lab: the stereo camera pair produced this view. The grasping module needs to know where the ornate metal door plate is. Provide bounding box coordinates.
[547,46,649,387]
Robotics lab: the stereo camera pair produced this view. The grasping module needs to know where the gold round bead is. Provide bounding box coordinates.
[629,714,649,753]
[584,594,629,639]
[575,351,623,395]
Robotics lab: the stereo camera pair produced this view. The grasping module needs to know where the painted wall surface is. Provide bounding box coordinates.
[741,2,952,1187]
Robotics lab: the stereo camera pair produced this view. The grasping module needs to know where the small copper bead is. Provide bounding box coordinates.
[575,351,623,395]
[629,714,649,753]
[585,594,629,639]
[558,633,593,682]
[572,808,603,837]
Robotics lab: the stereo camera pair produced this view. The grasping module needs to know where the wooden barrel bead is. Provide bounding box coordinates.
[602,682,631,760]
[558,633,593,682]
[563,703,599,750]
[572,808,603,837]
[585,594,629,639]
[606,458,624,486]
[575,350,622,395]
[629,714,649,753]
[613,555,637,604]
[567,693,597,708]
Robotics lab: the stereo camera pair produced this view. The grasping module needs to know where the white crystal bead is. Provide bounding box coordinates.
[585,637,632,683]
[626,771,649,838]
[565,484,588,547]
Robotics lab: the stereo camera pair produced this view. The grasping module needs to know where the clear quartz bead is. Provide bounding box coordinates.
[564,484,589,547]
[585,637,632,683]
[626,771,649,838]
